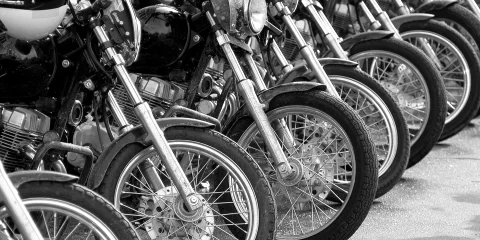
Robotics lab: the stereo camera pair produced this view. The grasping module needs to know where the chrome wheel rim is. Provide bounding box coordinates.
[350,50,430,144]
[331,76,398,177]
[401,30,470,124]
[238,105,356,239]
[114,141,258,240]
[0,198,118,239]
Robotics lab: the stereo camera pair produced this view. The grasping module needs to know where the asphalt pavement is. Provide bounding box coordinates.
[351,117,480,240]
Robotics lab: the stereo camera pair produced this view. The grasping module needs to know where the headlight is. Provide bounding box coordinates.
[245,0,267,35]
[102,0,141,66]
[210,0,267,37]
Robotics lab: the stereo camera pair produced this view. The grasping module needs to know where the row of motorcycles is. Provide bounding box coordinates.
[1,0,480,238]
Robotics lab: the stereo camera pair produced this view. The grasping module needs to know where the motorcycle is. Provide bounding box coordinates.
[372,0,480,141]
[113,0,379,239]
[263,0,410,199]
[0,0,276,239]
[302,0,448,168]
[0,159,140,240]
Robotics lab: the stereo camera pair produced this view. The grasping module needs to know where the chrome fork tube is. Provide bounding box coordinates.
[363,0,402,38]
[273,1,340,97]
[375,0,441,68]
[207,14,293,178]
[466,0,480,18]
[358,1,383,30]
[301,0,349,59]
[91,24,200,211]
[243,51,268,91]
[391,0,410,15]
[0,163,44,240]
[270,39,294,74]
[243,52,297,151]
[106,91,133,134]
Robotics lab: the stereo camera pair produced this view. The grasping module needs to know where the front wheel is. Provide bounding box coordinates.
[420,3,480,117]
[325,65,410,198]
[97,127,276,240]
[225,90,378,240]
[349,38,447,169]
[1,181,140,240]
[399,19,480,141]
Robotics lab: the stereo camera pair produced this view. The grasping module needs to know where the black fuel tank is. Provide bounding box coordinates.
[131,5,190,69]
[0,36,55,100]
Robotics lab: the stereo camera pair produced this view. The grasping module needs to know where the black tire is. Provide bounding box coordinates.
[15,181,140,240]
[422,3,480,118]
[349,38,447,169]
[325,65,410,198]
[97,127,276,240]
[398,19,480,141]
[225,90,377,240]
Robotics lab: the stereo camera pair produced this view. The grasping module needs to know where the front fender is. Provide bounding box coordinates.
[88,117,214,189]
[277,59,357,85]
[415,0,458,13]
[318,58,358,68]
[257,82,327,103]
[276,65,310,85]
[9,171,78,189]
[222,82,326,135]
[340,31,395,51]
[391,13,434,28]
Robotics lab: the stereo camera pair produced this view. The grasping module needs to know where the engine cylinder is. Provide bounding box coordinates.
[0,107,50,172]
[112,73,186,125]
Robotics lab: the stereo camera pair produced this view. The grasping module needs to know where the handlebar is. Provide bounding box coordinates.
[72,0,113,23]
[91,0,113,13]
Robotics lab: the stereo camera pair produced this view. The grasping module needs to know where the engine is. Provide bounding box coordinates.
[113,73,188,125]
[112,66,227,125]
[280,19,315,62]
[0,107,50,172]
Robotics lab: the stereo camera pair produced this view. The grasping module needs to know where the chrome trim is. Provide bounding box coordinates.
[124,0,141,63]
[209,17,294,178]
[92,24,201,211]
[0,162,43,240]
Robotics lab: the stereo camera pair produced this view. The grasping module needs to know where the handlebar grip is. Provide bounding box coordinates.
[91,0,113,13]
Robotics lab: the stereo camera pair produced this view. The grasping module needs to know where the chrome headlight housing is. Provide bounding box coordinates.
[103,0,141,66]
[211,0,267,37]
[244,0,268,35]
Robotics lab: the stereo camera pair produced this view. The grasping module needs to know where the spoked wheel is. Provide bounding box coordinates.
[418,3,480,117]
[97,127,275,240]
[349,38,447,169]
[399,19,480,141]
[325,65,410,198]
[0,181,140,240]
[226,90,377,240]
[420,3,480,54]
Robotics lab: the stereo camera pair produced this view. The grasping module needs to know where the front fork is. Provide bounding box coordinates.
[90,21,201,211]
[0,162,43,240]
[272,0,340,98]
[205,12,297,178]
[301,0,350,60]
[360,0,443,68]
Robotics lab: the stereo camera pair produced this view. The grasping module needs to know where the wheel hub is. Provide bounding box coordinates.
[277,158,304,187]
[138,186,214,240]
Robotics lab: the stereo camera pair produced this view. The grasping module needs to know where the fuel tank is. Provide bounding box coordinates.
[131,5,190,69]
[0,0,67,41]
[0,35,55,100]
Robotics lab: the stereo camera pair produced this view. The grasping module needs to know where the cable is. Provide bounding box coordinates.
[86,30,115,83]
[92,98,105,152]
[102,93,115,141]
